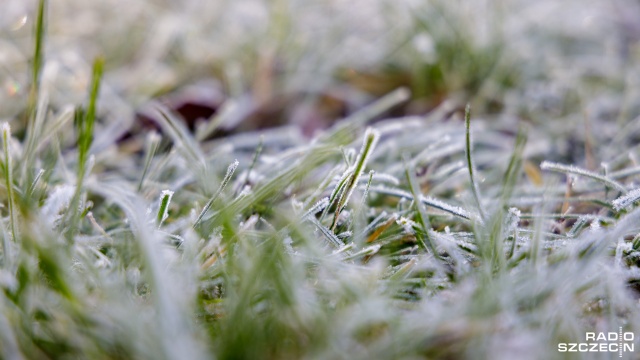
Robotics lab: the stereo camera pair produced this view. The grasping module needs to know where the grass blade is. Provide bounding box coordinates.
[301,197,329,220]
[540,161,627,193]
[25,0,47,122]
[241,135,263,188]
[307,217,343,248]
[465,104,486,221]
[22,0,47,190]
[31,0,46,97]
[64,58,103,241]
[367,185,475,221]
[154,105,207,171]
[157,190,174,228]
[2,124,18,244]
[332,128,380,230]
[194,160,239,227]
[484,127,527,271]
[79,57,104,174]
[138,131,161,191]
[404,155,439,258]
[612,188,640,212]
[319,168,352,221]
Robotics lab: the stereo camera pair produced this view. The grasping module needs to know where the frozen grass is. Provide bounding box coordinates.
[2,0,640,359]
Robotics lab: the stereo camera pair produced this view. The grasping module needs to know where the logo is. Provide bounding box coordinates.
[558,328,634,357]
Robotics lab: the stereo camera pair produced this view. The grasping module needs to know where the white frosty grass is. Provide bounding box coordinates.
[540,161,628,193]
[613,188,640,212]
[301,197,330,220]
[41,185,75,228]
[367,185,475,221]
[2,0,640,359]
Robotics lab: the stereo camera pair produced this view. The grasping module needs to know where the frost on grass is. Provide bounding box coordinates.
[194,159,239,227]
[332,128,380,229]
[367,185,475,221]
[41,185,75,228]
[3,0,640,359]
[540,161,627,193]
[612,187,640,212]
[157,189,174,227]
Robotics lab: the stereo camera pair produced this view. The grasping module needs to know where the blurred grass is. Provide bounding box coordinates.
[1,0,640,359]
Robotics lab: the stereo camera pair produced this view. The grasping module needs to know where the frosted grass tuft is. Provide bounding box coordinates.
[612,187,640,212]
[41,185,75,228]
[332,128,380,229]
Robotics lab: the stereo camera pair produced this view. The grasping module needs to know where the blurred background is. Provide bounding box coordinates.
[2,0,639,146]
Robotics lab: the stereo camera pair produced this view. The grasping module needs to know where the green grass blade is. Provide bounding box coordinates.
[81,57,103,167]
[31,0,46,96]
[157,190,174,228]
[465,104,486,221]
[484,128,527,271]
[22,0,48,190]
[319,168,352,221]
[332,128,379,230]
[404,155,439,258]
[307,217,344,248]
[2,124,18,244]
[64,58,103,241]
[138,131,161,191]
[194,160,239,228]
[500,129,527,202]
[241,135,263,188]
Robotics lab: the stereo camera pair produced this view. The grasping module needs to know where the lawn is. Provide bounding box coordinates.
[1,0,640,359]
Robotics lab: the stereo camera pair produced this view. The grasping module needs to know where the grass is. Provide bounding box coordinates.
[1,124,17,246]
[1,0,640,359]
[464,104,486,222]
